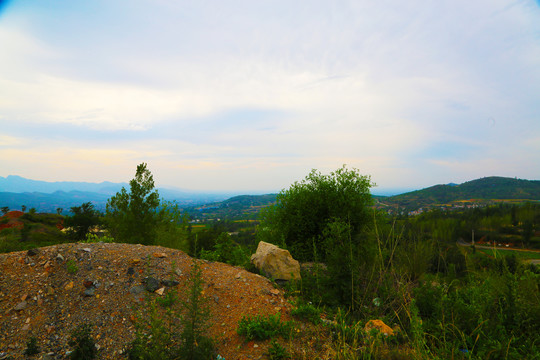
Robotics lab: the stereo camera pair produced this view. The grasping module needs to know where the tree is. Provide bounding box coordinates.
[105,163,185,246]
[64,202,101,241]
[57,207,63,215]
[258,165,374,262]
[1,207,9,216]
[21,205,27,213]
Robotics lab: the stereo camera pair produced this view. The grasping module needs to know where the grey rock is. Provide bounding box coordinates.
[83,287,96,297]
[144,277,161,292]
[56,253,65,262]
[161,280,179,287]
[129,285,145,295]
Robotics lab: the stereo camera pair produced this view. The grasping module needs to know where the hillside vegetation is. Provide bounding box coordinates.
[385,176,540,210]
[1,167,539,359]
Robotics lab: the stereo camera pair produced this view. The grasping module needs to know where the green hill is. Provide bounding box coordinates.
[386,176,540,209]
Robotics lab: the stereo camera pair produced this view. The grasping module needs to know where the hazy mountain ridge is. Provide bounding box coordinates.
[0,176,235,212]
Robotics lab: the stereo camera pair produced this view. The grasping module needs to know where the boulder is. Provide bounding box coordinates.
[250,241,300,281]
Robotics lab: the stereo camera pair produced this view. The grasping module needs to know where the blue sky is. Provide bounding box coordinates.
[0,0,539,194]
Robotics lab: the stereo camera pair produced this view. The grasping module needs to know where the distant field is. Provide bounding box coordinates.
[475,247,540,260]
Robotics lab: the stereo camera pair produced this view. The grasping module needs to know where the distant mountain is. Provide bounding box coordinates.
[386,176,540,209]
[0,175,127,194]
[0,175,236,212]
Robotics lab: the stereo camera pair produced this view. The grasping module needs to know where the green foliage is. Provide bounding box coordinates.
[64,202,101,241]
[106,163,186,246]
[177,261,215,360]
[291,302,321,324]
[1,206,9,215]
[259,165,374,262]
[268,339,290,360]
[128,301,177,360]
[106,163,161,244]
[66,259,79,274]
[199,232,249,267]
[128,260,215,360]
[24,336,40,356]
[82,233,114,243]
[237,313,293,341]
[68,323,97,360]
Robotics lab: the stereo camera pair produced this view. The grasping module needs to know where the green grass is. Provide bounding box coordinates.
[476,247,540,260]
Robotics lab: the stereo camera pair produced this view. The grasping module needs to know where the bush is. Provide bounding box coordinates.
[268,339,290,359]
[68,323,97,360]
[24,336,40,356]
[291,302,321,324]
[237,314,293,341]
[128,260,215,360]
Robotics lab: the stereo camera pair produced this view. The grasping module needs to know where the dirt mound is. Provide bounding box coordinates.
[0,211,25,231]
[0,242,317,359]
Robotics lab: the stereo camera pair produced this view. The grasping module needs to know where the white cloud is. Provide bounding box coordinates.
[0,0,539,190]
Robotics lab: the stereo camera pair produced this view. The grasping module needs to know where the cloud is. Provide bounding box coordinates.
[0,0,539,191]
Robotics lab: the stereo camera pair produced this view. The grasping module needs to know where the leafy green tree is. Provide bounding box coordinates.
[106,163,185,246]
[258,166,374,261]
[1,207,9,215]
[21,205,27,213]
[64,202,101,241]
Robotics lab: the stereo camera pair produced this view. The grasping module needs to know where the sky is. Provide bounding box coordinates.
[1,0,539,195]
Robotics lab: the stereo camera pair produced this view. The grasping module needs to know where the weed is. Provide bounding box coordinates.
[237,313,293,341]
[68,323,97,360]
[268,339,290,359]
[66,259,79,274]
[24,336,40,356]
[291,302,321,324]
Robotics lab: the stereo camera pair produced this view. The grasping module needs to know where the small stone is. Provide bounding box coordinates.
[270,289,280,295]
[14,301,27,311]
[174,268,183,276]
[155,287,165,296]
[25,317,30,324]
[130,258,141,264]
[47,286,54,295]
[21,324,30,331]
[235,272,242,279]
[83,280,94,288]
[56,253,65,262]
[83,287,96,297]
[213,296,220,303]
[65,281,74,291]
[21,294,28,301]
[153,252,167,258]
[253,344,259,348]
[82,248,92,252]
[129,285,145,296]
[161,280,179,287]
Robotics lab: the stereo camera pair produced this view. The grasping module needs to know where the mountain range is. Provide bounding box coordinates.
[0,175,235,213]
[1,175,539,215]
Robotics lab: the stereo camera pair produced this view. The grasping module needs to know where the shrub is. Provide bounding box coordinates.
[24,336,40,356]
[68,323,97,360]
[237,313,293,341]
[66,259,79,274]
[291,302,321,324]
[268,339,290,359]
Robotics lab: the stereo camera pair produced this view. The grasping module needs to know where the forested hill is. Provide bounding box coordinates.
[186,194,277,220]
[386,176,540,208]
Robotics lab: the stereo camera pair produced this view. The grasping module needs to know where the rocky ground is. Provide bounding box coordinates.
[0,242,331,359]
